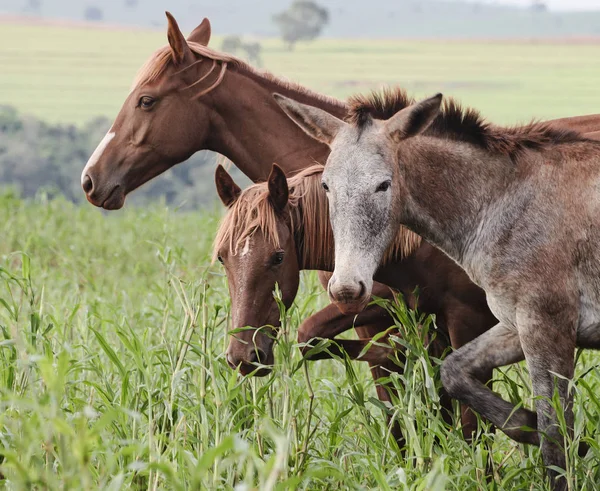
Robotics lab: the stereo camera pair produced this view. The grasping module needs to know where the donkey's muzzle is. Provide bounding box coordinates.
[328,275,369,314]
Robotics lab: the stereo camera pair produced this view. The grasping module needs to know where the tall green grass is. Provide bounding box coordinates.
[0,192,597,488]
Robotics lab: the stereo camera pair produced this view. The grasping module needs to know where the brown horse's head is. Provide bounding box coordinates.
[81,13,218,209]
[214,164,301,376]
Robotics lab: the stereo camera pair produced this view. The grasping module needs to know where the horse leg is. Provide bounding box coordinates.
[298,302,396,361]
[441,323,539,445]
[447,315,495,440]
[518,300,577,491]
[311,272,405,445]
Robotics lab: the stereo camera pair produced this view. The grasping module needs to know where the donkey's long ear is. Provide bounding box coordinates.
[187,17,211,45]
[273,93,345,145]
[215,165,242,207]
[166,12,193,65]
[385,93,443,143]
[267,164,289,212]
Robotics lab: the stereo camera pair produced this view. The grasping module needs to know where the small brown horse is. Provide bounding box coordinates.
[213,162,496,440]
[276,88,600,490]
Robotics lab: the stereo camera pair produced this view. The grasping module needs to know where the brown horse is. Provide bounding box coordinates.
[81,12,600,447]
[276,88,600,490]
[213,162,498,441]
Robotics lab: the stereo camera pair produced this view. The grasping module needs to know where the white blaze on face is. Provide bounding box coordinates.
[240,238,251,257]
[81,130,116,184]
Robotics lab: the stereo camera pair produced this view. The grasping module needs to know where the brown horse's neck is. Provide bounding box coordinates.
[205,65,347,182]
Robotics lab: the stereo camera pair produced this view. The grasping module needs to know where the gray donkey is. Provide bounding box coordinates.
[274,88,600,490]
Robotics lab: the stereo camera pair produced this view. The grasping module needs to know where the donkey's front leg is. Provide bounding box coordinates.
[441,323,539,444]
[519,301,577,491]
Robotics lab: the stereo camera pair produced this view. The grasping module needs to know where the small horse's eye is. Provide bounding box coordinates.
[217,255,224,264]
[321,181,329,192]
[272,251,284,265]
[376,180,391,192]
[139,96,155,110]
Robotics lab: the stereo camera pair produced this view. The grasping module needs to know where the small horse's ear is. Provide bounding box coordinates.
[166,11,193,65]
[215,164,242,207]
[267,164,289,212]
[273,93,345,146]
[385,93,443,142]
[187,17,211,46]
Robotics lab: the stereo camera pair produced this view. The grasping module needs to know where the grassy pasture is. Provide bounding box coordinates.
[1,21,600,125]
[1,19,600,490]
[0,194,597,489]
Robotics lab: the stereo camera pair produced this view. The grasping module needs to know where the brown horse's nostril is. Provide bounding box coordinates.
[82,174,93,194]
[248,348,267,366]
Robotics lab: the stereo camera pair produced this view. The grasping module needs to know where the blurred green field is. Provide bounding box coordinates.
[1,21,600,125]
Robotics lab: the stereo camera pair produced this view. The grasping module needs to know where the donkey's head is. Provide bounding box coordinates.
[274,92,442,314]
[214,164,300,376]
[81,13,213,209]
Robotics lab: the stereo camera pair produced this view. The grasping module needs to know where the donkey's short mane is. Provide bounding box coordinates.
[133,42,343,110]
[214,164,421,268]
[347,87,591,158]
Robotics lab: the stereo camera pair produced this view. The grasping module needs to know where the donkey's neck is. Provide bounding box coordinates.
[400,137,515,267]
[206,66,347,182]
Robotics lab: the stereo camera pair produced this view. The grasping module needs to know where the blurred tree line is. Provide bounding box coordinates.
[0,106,226,209]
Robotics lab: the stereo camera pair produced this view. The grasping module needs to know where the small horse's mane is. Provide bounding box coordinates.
[347,87,589,158]
[132,42,344,111]
[213,164,421,268]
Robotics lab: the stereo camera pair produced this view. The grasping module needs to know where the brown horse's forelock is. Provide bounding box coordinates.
[347,87,591,159]
[213,165,421,268]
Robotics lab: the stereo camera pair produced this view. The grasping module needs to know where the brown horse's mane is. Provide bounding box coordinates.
[133,42,344,111]
[347,87,591,159]
[213,164,421,268]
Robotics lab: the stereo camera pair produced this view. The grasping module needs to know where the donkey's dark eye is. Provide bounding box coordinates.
[272,251,284,265]
[321,181,329,192]
[376,180,391,192]
[139,96,156,110]
[217,255,224,264]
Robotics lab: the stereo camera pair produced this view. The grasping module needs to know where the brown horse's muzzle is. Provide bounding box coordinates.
[82,173,126,210]
[225,330,275,377]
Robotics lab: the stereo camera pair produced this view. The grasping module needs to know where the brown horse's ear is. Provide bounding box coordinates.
[187,17,211,46]
[166,12,193,65]
[273,93,345,146]
[385,93,443,143]
[215,164,242,207]
[267,164,289,212]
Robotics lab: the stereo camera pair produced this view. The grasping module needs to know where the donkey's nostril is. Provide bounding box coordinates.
[358,280,366,299]
[82,174,93,194]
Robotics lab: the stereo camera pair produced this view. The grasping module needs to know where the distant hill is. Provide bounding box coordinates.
[2,0,600,38]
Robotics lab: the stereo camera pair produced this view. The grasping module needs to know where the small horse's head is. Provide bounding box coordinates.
[274,92,442,314]
[81,13,213,209]
[214,164,300,376]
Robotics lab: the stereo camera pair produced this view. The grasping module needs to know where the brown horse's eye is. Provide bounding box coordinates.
[217,255,224,264]
[272,251,284,265]
[139,96,155,110]
[376,180,391,192]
